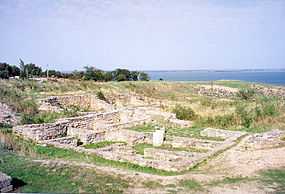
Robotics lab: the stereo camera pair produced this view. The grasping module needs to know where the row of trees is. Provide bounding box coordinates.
[0,60,150,81]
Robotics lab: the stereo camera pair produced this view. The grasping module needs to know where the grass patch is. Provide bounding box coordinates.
[21,106,81,124]
[207,176,251,187]
[259,168,285,194]
[142,181,163,189]
[0,152,128,193]
[84,141,126,149]
[133,143,153,155]
[179,179,203,191]
[214,80,251,89]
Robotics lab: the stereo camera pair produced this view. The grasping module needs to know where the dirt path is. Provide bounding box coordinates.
[200,137,285,177]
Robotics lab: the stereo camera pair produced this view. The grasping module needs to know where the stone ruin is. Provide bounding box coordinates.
[0,103,18,126]
[0,172,13,193]
[11,94,254,172]
[193,85,238,98]
[39,94,114,112]
[13,108,247,172]
[192,84,285,99]
[242,129,285,150]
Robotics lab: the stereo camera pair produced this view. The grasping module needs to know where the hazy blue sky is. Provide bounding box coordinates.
[0,0,284,71]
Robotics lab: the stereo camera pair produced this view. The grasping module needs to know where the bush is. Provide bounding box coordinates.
[237,88,255,100]
[235,103,254,128]
[96,90,108,102]
[196,114,236,129]
[173,105,196,120]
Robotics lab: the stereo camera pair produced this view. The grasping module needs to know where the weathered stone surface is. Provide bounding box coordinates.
[67,127,106,144]
[152,130,165,147]
[243,129,285,150]
[192,84,285,99]
[39,95,114,112]
[106,129,146,145]
[0,172,13,193]
[41,136,78,146]
[0,103,18,126]
[144,148,194,161]
[168,118,193,128]
[200,128,246,140]
[165,136,222,150]
[13,122,68,141]
[193,85,238,98]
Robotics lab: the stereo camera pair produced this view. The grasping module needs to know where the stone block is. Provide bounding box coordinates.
[153,130,164,146]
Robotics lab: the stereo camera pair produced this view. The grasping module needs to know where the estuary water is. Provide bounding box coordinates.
[146,70,285,85]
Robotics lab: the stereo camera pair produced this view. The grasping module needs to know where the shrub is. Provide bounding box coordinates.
[173,105,196,120]
[235,103,254,128]
[214,114,236,128]
[96,90,108,102]
[237,88,255,100]
[195,114,236,129]
[21,112,59,124]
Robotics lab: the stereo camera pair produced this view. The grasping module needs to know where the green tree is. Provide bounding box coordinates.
[0,63,10,79]
[139,72,150,81]
[130,71,139,81]
[83,66,105,81]
[112,69,131,81]
[19,59,42,78]
[0,63,20,79]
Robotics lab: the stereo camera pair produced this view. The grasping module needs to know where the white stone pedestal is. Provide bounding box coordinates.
[153,129,165,147]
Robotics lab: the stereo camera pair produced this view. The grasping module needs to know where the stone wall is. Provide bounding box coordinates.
[67,127,106,144]
[192,84,285,99]
[41,136,78,146]
[39,95,114,112]
[200,128,246,140]
[254,86,285,99]
[193,85,238,98]
[243,129,285,150]
[0,103,18,126]
[13,121,68,141]
[12,109,149,143]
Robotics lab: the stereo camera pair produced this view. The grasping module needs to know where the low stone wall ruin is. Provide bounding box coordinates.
[242,129,285,150]
[193,85,238,98]
[0,103,18,126]
[39,94,114,112]
[12,108,151,143]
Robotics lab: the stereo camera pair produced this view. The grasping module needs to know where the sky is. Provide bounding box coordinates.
[0,0,285,71]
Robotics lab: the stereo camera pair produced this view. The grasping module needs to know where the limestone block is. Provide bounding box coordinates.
[153,130,164,147]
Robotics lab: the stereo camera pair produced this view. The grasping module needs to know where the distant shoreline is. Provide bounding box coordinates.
[146,70,285,86]
[145,69,285,73]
